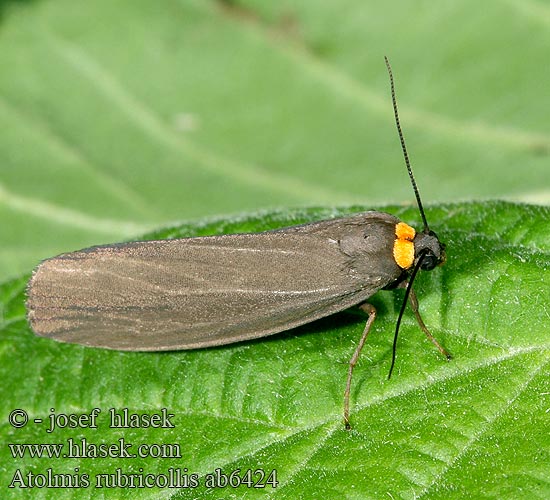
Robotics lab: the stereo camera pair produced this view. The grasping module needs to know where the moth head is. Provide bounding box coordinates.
[414,229,446,270]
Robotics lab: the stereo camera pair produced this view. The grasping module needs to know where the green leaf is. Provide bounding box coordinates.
[1,0,550,278]
[1,201,549,499]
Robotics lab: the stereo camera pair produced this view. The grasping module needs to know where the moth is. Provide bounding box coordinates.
[26,58,450,429]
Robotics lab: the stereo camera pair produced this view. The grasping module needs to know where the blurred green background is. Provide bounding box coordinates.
[1,0,549,280]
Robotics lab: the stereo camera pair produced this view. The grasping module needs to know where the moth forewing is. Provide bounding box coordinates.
[27,212,404,351]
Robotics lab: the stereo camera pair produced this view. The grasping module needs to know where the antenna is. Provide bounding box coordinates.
[388,251,426,379]
[384,56,429,232]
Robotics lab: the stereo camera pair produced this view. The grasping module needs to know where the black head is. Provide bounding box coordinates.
[414,229,446,271]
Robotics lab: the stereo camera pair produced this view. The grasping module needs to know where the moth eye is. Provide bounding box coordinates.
[420,253,438,270]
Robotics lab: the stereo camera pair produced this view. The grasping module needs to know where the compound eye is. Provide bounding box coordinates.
[420,252,438,270]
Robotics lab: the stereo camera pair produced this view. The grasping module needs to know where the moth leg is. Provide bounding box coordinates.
[344,302,376,430]
[405,285,451,360]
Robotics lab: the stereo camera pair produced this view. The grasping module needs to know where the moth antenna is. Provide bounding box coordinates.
[388,251,427,379]
[384,56,430,232]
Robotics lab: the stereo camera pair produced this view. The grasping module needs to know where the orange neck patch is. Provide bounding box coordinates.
[393,222,416,269]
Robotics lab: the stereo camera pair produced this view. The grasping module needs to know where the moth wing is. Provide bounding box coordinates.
[27,213,401,350]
